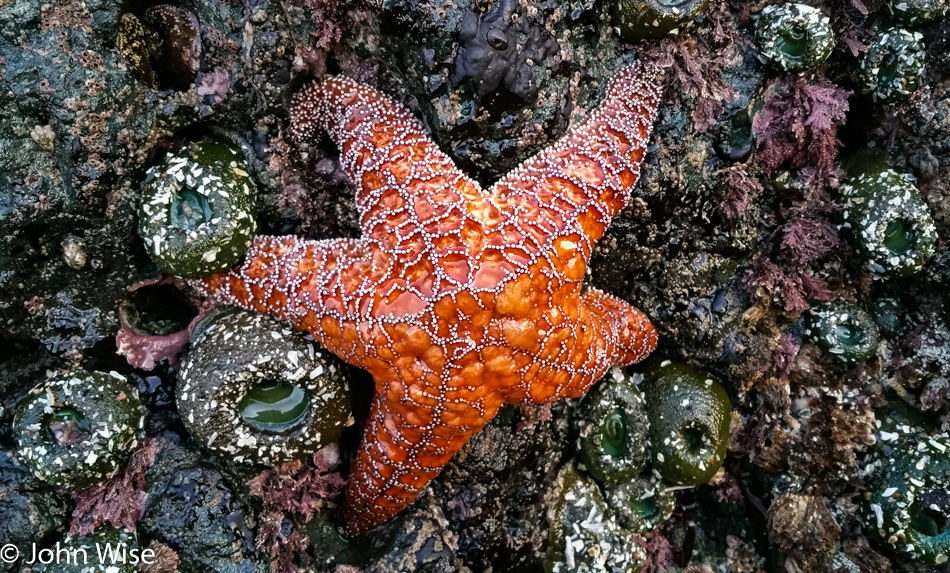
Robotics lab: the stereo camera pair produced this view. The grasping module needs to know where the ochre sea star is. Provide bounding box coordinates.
[197,60,662,535]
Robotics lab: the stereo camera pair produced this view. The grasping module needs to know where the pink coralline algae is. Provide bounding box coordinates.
[753,78,851,174]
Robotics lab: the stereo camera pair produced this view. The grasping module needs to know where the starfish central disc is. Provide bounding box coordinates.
[196,60,662,535]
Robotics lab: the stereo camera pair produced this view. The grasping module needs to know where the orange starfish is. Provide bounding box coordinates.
[198,60,661,535]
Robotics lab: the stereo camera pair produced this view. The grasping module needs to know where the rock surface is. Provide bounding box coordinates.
[2,0,950,571]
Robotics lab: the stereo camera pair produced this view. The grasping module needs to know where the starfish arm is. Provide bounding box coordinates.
[196,235,392,365]
[577,287,657,368]
[486,61,664,281]
[290,76,499,244]
[523,288,657,403]
[343,385,489,535]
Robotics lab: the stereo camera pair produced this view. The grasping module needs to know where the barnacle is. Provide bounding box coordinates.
[176,307,352,465]
[14,371,144,489]
[576,368,650,484]
[612,0,710,43]
[642,360,731,485]
[117,13,158,88]
[755,4,834,72]
[138,137,257,278]
[841,153,936,276]
[804,302,880,363]
[117,5,200,90]
[859,28,925,101]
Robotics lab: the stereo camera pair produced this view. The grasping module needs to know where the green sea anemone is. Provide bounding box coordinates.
[14,371,144,489]
[862,422,950,565]
[842,156,936,276]
[869,297,913,338]
[177,307,352,465]
[888,0,949,26]
[544,467,645,573]
[576,368,650,484]
[138,138,257,278]
[859,28,925,101]
[642,360,731,485]
[755,4,834,72]
[805,302,880,363]
[605,474,675,533]
[612,0,710,43]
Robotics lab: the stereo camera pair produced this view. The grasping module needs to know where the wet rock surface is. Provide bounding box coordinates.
[0,452,72,573]
[2,0,950,571]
